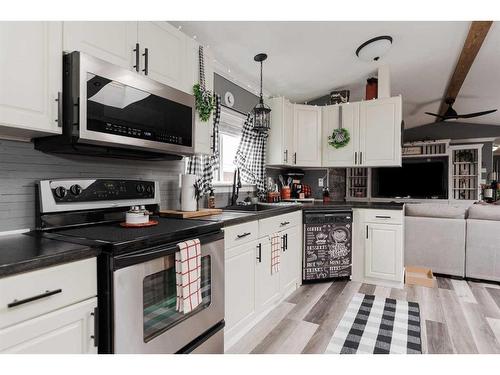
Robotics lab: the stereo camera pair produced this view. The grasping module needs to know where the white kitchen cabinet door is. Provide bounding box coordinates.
[267,97,294,165]
[365,223,403,282]
[359,96,402,167]
[255,238,280,312]
[279,227,300,295]
[322,102,359,167]
[0,22,62,139]
[0,297,97,354]
[138,22,188,92]
[63,21,138,70]
[225,240,257,334]
[293,104,322,166]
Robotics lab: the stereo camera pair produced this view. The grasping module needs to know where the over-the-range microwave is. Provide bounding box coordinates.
[35,52,195,159]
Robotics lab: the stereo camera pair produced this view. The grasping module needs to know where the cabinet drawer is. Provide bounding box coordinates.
[259,211,301,238]
[0,258,97,329]
[224,221,259,249]
[363,209,403,224]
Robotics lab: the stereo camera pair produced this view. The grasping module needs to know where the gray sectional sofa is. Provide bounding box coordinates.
[404,203,500,281]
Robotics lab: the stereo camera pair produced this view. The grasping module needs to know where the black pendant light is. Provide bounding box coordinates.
[252,53,271,133]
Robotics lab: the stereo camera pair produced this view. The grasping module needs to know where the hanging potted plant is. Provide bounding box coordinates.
[193,46,215,122]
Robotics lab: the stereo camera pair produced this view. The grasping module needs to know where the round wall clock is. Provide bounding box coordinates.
[224,91,235,108]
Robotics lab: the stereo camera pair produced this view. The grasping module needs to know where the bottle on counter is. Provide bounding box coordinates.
[208,189,216,209]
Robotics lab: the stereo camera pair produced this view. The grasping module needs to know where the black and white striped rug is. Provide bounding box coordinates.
[326,293,422,354]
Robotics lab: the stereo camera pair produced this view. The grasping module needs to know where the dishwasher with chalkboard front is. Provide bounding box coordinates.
[302,209,352,282]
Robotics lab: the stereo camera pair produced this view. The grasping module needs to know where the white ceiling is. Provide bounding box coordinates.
[171,21,500,128]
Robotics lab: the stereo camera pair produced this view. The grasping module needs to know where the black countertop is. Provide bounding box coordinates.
[0,232,98,278]
[194,201,404,226]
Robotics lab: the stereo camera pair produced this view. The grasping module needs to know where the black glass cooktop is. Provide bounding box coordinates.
[53,217,221,248]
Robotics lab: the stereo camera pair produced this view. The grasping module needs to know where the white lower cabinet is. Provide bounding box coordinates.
[224,212,302,350]
[224,240,257,335]
[255,239,280,312]
[352,209,404,287]
[0,297,97,354]
[0,258,98,354]
[365,223,403,282]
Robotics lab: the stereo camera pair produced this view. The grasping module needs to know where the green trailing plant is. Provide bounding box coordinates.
[193,83,215,122]
[328,128,350,149]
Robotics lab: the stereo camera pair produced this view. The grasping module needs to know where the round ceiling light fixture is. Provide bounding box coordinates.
[356,35,393,62]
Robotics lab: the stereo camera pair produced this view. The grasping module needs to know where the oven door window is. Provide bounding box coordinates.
[142,255,211,342]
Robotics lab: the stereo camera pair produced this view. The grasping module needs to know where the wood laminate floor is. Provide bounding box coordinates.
[227,278,500,354]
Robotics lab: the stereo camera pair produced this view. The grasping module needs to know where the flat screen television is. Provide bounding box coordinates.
[372,157,448,199]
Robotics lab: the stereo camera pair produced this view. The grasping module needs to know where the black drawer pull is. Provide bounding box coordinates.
[280,221,290,226]
[375,215,391,219]
[8,289,62,308]
[237,232,251,239]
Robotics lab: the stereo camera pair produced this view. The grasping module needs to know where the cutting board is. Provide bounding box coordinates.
[159,208,222,219]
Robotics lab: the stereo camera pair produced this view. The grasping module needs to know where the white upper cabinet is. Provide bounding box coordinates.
[359,96,402,167]
[293,104,322,167]
[267,97,294,165]
[63,22,138,70]
[138,22,189,92]
[322,102,360,167]
[0,22,62,139]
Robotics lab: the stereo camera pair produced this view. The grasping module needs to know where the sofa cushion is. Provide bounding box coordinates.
[405,203,467,219]
[468,204,500,221]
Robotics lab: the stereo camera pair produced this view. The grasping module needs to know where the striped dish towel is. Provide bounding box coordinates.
[270,233,281,274]
[175,239,202,314]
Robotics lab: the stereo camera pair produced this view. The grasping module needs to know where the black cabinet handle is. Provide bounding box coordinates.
[375,215,391,219]
[285,233,288,250]
[280,221,290,226]
[284,150,288,163]
[256,243,262,262]
[355,152,357,165]
[282,235,286,252]
[90,306,99,348]
[366,225,369,239]
[360,152,363,165]
[55,92,62,127]
[237,232,251,239]
[133,43,140,72]
[142,48,149,75]
[294,152,297,164]
[7,289,62,308]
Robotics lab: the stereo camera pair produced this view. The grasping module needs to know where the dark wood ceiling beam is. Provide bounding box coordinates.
[436,21,493,120]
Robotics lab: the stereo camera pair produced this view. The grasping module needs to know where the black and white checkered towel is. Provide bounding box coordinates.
[326,293,422,354]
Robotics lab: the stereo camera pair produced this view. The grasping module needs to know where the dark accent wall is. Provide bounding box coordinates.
[214,73,259,115]
[0,140,184,232]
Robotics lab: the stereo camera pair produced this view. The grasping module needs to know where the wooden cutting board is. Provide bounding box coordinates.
[159,208,223,219]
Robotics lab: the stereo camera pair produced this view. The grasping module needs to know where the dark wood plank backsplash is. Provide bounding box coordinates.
[0,139,184,232]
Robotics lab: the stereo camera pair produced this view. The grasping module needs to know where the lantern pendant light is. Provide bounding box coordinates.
[252,53,271,133]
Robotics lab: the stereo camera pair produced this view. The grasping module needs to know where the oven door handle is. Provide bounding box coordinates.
[114,231,224,268]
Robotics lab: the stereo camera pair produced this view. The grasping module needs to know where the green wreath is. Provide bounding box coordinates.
[193,83,215,122]
[328,128,350,149]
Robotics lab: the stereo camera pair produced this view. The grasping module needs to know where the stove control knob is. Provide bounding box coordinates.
[54,186,67,199]
[70,184,83,196]
[136,184,145,193]
[146,185,154,194]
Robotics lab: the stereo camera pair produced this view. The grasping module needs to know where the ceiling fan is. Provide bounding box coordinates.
[425,98,497,121]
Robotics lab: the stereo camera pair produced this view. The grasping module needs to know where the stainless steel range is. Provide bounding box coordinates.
[36,178,224,354]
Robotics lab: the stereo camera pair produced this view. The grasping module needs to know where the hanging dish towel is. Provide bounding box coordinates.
[175,239,202,314]
[270,233,281,274]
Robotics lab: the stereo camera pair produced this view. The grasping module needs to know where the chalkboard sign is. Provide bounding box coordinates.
[303,222,352,280]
